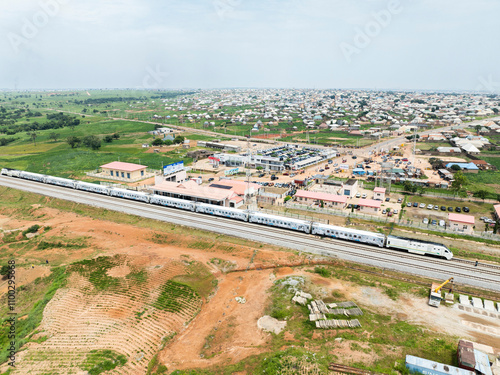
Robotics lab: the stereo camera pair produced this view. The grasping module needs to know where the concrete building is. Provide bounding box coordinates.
[448,213,475,234]
[493,204,500,221]
[197,141,241,152]
[99,161,150,182]
[294,190,347,207]
[342,179,358,197]
[358,198,382,213]
[373,187,386,201]
[153,180,242,207]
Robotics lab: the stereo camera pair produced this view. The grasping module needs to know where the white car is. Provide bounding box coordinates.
[419,203,425,208]
[427,204,433,209]
[356,193,361,198]
[362,194,367,199]
[393,209,398,214]
[434,205,439,210]
[439,220,445,227]
[423,218,429,224]
[382,209,387,214]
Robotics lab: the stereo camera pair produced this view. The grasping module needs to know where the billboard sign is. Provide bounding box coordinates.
[164,161,184,175]
[224,168,239,176]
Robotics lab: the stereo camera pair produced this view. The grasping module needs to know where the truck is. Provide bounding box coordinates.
[428,278,453,307]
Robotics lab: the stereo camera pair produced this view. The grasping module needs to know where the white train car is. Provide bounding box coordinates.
[1,168,20,177]
[75,181,110,195]
[149,195,195,211]
[249,212,311,233]
[45,176,76,189]
[109,188,149,203]
[312,223,385,247]
[385,235,453,260]
[19,171,46,183]
[195,203,248,221]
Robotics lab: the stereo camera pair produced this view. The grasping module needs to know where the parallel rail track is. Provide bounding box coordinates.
[1,176,500,292]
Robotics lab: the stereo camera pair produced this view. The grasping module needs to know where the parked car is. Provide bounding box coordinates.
[347,204,352,208]
[393,209,398,214]
[420,203,426,208]
[434,205,439,210]
[385,197,390,202]
[407,202,412,207]
[319,169,324,172]
[362,194,367,198]
[352,156,357,159]
[387,211,393,217]
[463,207,470,213]
[439,220,445,227]
[440,206,446,211]
[431,220,437,225]
[382,209,387,214]
[448,207,454,212]
[208,177,214,182]
[455,207,462,213]
[258,173,265,177]
[427,204,433,209]
[397,198,403,203]
[413,202,418,207]
[480,216,487,221]
[356,193,361,198]
[423,218,429,224]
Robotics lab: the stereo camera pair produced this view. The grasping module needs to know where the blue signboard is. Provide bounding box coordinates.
[164,161,184,175]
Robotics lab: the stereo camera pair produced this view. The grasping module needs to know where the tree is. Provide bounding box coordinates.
[474,189,488,201]
[403,181,418,193]
[450,164,461,171]
[173,135,185,144]
[66,136,81,148]
[30,131,37,146]
[103,135,114,143]
[451,171,468,191]
[49,132,58,142]
[112,133,120,139]
[152,138,164,146]
[82,135,101,150]
[474,125,482,136]
[416,185,425,196]
[0,265,10,278]
[164,139,173,146]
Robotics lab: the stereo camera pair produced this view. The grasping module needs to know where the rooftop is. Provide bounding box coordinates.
[295,190,348,204]
[357,198,382,208]
[448,213,475,225]
[100,161,148,172]
[374,187,386,193]
[154,180,236,201]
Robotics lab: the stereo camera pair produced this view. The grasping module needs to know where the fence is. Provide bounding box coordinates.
[286,202,500,241]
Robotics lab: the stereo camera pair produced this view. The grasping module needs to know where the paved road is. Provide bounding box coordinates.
[1,176,499,292]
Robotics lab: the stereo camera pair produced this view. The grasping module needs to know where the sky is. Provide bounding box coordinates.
[1,0,499,91]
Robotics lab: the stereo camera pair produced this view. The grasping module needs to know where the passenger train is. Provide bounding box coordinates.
[0,168,453,260]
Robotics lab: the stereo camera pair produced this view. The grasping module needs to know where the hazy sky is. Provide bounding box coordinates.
[1,0,499,91]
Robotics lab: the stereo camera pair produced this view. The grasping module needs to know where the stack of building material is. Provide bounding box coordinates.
[315,319,361,329]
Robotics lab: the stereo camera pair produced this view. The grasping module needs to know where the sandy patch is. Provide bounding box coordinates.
[257,315,287,334]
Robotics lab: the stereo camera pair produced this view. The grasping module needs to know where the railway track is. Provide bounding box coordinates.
[1,176,500,291]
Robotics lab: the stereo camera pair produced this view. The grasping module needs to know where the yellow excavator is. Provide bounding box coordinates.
[428,277,454,307]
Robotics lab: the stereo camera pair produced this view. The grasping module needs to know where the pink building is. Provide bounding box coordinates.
[358,198,382,213]
[294,190,347,207]
[373,187,386,201]
[448,213,475,234]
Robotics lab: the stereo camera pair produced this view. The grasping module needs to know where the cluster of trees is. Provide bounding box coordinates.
[0,137,17,146]
[66,133,119,150]
[152,135,185,146]
[402,181,425,195]
[0,111,80,135]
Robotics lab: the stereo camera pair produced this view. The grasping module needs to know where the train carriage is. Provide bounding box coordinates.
[75,181,111,195]
[312,223,385,247]
[195,203,248,221]
[385,235,453,260]
[1,168,20,177]
[109,188,150,203]
[249,212,311,233]
[45,176,76,189]
[19,171,46,183]
[149,195,195,211]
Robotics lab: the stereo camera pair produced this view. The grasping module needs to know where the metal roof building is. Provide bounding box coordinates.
[406,355,475,375]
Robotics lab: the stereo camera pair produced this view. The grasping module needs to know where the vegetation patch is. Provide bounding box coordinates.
[69,256,122,291]
[153,280,200,313]
[80,349,127,375]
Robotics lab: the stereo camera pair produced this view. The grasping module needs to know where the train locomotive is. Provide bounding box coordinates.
[0,168,453,260]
